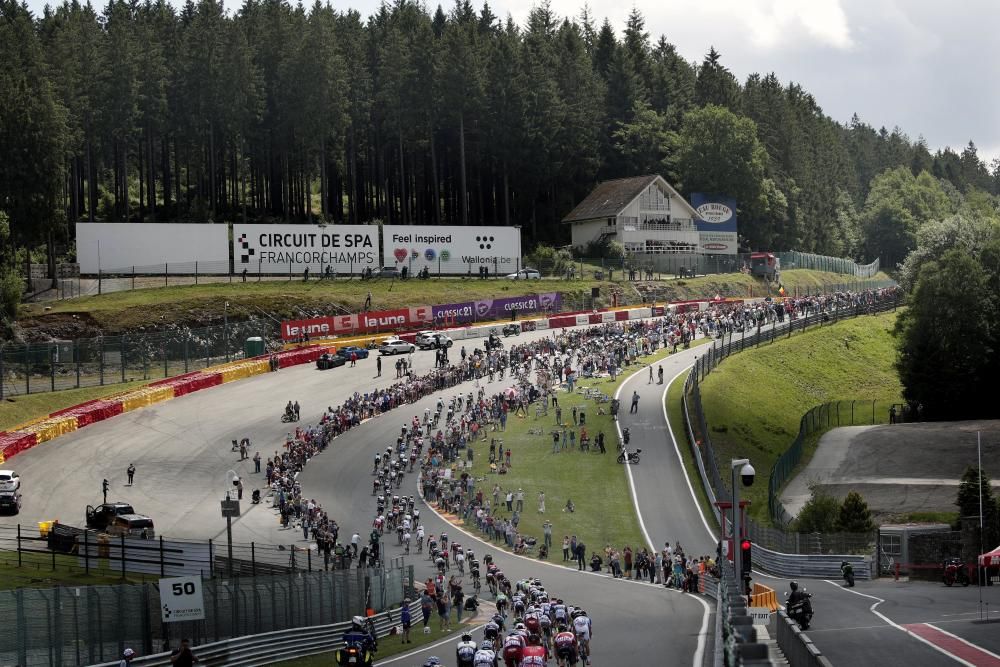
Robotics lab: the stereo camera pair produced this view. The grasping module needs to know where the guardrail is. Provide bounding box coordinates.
[91,599,422,667]
[775,610,835,667]
[752,543,872,580]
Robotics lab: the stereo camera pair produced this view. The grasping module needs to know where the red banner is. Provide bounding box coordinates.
[281,306,433,341]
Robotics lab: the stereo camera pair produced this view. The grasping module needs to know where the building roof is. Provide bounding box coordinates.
[561,175,659,223]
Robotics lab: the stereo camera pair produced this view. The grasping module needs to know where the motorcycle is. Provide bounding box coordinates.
[943,558,971,587]
[336,642,374,667]
[502,324,521,337]
[841,561,855,587]
[281,411,298,423]
[617,448,641,464]
[786,590,814,630]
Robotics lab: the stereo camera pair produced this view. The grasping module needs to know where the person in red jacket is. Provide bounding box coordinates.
[519,634,548,666]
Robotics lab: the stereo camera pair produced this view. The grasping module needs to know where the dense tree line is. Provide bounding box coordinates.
[3,0,1000,266]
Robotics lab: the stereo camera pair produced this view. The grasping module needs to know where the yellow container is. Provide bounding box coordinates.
[38,520,57,538]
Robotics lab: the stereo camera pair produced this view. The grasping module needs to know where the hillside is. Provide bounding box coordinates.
[699,311,903,520]
[16,269,889,339]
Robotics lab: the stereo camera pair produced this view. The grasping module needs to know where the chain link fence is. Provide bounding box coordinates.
[0,564,411,667]
[0,319,278,399]
[680,286,903,554]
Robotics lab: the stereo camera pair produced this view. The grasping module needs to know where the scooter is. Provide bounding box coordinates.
[617,448,641,464]
[786,590,814,630]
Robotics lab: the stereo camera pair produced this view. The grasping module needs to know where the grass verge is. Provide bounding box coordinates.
[0,549,158,590]
[0,380,148,432]
[699,311,904,523]
[272,617,472,666]
[19,269,891,335]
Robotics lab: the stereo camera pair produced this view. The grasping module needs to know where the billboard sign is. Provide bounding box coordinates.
[233,224,378,274]
[690,194,738,255]
[159,575,206,622]
[431,292,560,324]
[280,307,433,341]
[76,223,230,274]
[381,225,521,274]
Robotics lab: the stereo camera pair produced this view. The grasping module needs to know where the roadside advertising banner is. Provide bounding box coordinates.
[234,224,378,274]
[381,225,522,275]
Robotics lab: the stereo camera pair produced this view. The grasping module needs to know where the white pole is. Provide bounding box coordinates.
[978,432,984,615]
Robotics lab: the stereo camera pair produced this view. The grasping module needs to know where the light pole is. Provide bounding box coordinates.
[221,470,241,576]
[731,458,755,592]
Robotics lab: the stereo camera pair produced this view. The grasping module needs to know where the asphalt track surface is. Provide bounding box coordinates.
[6,315,1000,666]
[1,323,711,667]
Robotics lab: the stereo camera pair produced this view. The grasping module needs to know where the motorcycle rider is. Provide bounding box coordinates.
[457,632,478,667]
[841,560,855,587]
[338,615,377,666]
[786,581,813,629]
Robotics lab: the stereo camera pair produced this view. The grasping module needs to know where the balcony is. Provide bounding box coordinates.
[619,216,697,232]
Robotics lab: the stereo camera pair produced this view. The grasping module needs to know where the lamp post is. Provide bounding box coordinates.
[731,458,755,592]
[221,470,241,576]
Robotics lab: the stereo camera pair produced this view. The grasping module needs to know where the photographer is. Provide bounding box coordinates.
[169,638,199,667]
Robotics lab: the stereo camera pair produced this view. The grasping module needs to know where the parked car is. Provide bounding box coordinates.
[506,267,541,280]
[0,491,22,515]
[108,514,156,538]
[379,339,416,355]
[336,345,370,360]
[376,266,400,279]
[416,331,453,350]
[316,352,347,370]
[0,470,20,493]
[86,502,154,536]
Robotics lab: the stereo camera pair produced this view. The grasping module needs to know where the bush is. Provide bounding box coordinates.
[0,269,22,320]
[794,486,840,533]
[838,491,875,532]
[526,244,573,277]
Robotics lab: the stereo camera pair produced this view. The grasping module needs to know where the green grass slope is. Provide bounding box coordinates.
[699,311,903,520]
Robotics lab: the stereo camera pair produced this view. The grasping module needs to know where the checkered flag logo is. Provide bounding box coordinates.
[238,234,255,264]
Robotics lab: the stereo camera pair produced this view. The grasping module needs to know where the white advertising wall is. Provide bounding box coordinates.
[381,225,522,275]
[76,223,230,274]
[233,224,379,274]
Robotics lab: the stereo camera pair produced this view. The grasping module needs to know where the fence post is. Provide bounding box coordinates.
[24,343,29,394]
[99,337,105,385]
[121,337,126,383]
[872,400,876,424]
[50,345,56,391]
[160,536,165,577]
[252,542,256,577]
[132,266,135,291]
[121,533,127,578]
[165,263,168,287]
[17,523,22,566]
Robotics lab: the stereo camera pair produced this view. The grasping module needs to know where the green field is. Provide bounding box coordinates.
[0,380,148,432]
[698,311,904,522]
[19,269,890,335]
[453,348,690,564]
[0,548,157,590]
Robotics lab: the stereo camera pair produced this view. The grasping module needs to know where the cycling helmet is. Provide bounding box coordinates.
[790,581,799,591]
[571,609,584,618]
[479,641,494,651]
[461,632,473,642]
[423,658,442,667]
[515,622,526,631]
[123,648,135,658]
[528,633,541,645]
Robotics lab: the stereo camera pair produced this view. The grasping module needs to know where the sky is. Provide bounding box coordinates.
[25,0,1000,165]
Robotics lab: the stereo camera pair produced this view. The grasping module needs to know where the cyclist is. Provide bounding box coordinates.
[501,630,525,667]
[552,599,568,626]
[491,613,507,633]
[423,658,443,667]
[571,609,592,665]
[483,616,501,649]
[416,525,425,553]
[475,640,498,667]
[457,632,478,667]
[520,633,547,666]
[495,591,509,616]
[553,623,579,667]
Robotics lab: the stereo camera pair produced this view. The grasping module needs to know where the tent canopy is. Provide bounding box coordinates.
[979,545,1000,566]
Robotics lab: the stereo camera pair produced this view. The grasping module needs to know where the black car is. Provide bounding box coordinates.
[316,353,347,370]
[0,491,21,515]
[86,502,137,530]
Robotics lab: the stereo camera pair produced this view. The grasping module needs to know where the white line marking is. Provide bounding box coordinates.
[375,624,485,665]
[661,365,717,542]
[822,580,975,666]
[615,358,712,667]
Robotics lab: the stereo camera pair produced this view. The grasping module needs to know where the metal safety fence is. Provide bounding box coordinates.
[680,286,903,553]
[0,561,412,667]
[0,319,277,399]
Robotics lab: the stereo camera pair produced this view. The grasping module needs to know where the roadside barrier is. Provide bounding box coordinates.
[750,582,780,612]
[753,542,872,580]
[89,599,423,667]
[775,610,835,667]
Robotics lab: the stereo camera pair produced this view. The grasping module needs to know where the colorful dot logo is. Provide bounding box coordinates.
[440,250,451,262]
[424,248,437,261]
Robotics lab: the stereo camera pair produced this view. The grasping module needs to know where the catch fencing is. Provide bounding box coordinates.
[679,287,902,556]
[0,319,276,399]
[0,560,412,667]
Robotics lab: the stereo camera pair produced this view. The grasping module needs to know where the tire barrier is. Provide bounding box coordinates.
[19,414,79,444]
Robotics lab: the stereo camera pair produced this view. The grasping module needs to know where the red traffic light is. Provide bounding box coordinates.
[741,540,752,551]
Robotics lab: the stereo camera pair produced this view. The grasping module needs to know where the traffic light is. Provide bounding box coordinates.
[741,539,752,576]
